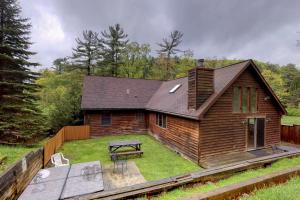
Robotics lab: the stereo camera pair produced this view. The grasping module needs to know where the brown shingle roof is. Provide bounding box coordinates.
[81,60,287,119]
[81,76,162,110]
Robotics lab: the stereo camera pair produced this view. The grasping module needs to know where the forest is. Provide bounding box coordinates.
[1,0,300,143]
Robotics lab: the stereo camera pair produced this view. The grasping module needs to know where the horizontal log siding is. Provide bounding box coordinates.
[85,111,147,136]
[148,113,199,162]
[199,67,282,160]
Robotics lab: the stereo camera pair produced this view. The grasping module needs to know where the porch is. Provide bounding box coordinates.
[200,143,300,168]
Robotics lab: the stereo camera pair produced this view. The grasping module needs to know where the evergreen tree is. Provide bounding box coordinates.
[72,30,102,75]
[100,24,128,77]
[0,0,45,141]
[157,30,183,80]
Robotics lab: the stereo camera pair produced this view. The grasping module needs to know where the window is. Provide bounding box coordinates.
[233,87,241,112]
[250,88,257,112]
[233,87,258,113]
[156,113,167,128]
[101,112,111,126]
[242,87,250,113]
[169,84,181,93]
[136,112,145,122]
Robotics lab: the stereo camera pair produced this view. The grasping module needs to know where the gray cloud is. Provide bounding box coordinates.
[20,0,300,68]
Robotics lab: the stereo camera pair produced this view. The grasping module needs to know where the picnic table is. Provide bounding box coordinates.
[108,140,143,159]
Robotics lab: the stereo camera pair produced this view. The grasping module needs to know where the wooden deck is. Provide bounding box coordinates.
[200,144,299,168]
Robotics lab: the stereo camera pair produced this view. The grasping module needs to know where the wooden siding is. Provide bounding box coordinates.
[85,110,147,136]
[148,112,199,162]
[199,67,282,161]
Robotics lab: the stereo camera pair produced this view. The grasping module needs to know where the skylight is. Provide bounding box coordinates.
[169,84,181,93]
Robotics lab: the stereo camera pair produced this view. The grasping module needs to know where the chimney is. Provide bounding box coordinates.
[188,59,214,110]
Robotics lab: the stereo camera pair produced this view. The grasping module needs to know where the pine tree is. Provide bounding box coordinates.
[157,30,183,80]
[0,0,45,142]
[100,24,129,77]
[72,30,102,75]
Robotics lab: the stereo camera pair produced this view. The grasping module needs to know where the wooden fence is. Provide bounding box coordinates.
[43,125,90,166]
[281,125,300,144]
[0,149,43,200]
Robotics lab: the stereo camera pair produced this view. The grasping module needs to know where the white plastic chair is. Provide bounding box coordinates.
[51,153,70,167]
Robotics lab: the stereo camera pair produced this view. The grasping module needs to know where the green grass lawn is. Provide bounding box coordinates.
[0,145,38,173]
[281,116,300,125]
[242,177,300,200]
[282,107,300,125]
[152,156,300,200]
[59,134,200,181]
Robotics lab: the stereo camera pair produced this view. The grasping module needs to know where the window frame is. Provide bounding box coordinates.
[101,112,112,126]
[156,113,167,128]
[232,86,242,113]
[232,86,258,113]
[136,112,145,122]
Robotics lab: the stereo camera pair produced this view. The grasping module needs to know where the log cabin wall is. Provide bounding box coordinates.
[148,112,199,162]
[198,67,282,161]
[84,110,147,136]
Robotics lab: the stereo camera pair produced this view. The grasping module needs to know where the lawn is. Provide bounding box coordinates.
[282,107,300,125]
[152,156,300,200]
[59,134,200,181]
[0,145,38,173]
[282,116,300,125]
[242,177,300,200]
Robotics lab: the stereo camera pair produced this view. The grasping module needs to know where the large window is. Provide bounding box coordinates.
[233,86,257,113]
[101,112,111,126]
[156,113,167,128]
[233,87,241,112]
[242,87,250,113]
[136,112,145,122]
[250,88,257,112]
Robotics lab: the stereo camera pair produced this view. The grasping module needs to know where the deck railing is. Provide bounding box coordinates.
[43,125,90,166]
[281,124,300,144]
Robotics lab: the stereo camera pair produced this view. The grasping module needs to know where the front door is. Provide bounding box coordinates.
[247,118,265,150]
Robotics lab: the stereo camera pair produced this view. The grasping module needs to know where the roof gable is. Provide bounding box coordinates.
[196,60,287,118]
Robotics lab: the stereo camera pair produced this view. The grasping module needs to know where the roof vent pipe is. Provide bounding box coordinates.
[197,59,204,68]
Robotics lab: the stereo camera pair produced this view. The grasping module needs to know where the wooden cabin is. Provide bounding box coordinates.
[81,60,287,165]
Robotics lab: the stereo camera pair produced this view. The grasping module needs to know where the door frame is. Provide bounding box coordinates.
[246,116,266,151]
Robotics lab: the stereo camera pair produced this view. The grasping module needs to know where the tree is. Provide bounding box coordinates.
[157,30,183,80]
[0,0,45,141]
[121,42,152,78]
[72,30,102,75]
[262,69,288,104]
[99,24,129,76]
[36,70,84,132]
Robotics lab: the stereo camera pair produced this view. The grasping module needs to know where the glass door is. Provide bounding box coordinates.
[256,118,265,148]
[247,118,255,150]
[247,118,265,150]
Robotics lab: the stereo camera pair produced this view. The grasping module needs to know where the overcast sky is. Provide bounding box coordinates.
[19,0,300,69]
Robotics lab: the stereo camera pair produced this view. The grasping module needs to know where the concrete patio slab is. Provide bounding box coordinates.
[61,172,104,199]
[30,165,70,184]
[68,161,102,177]
[18,179,65,200]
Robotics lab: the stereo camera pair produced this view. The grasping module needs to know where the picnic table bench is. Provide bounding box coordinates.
[108,140,143,160]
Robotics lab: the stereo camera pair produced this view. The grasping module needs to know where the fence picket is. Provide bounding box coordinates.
[43,125,90,166]
[281,125,300,144]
